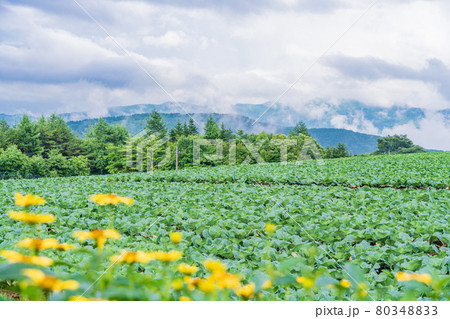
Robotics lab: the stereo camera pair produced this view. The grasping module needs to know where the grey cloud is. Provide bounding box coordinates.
[323,55,450,101]
[3,0,345,15]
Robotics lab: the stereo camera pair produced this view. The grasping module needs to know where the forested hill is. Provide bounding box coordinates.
[66,112,381,154]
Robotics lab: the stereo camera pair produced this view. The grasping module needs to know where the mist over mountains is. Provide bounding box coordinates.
[1,100,448,153]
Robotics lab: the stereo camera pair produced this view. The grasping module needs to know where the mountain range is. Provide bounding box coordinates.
[2,100,448,154]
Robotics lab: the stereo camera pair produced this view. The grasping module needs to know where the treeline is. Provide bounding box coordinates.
[0,110,424,179]
[0,114,127,178]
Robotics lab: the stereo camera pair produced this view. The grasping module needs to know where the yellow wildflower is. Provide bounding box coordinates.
[172,279,183,291]
[179,296,192,301]
[177,263,199,275]
[89,194,134,206]
[8,211,55,224]
[340,279,351,288]
[265,223,276,234]
[22,269,79,292]
[235,282,255,299]
[210,271,241,289]
[296,276,315,289]
[73,229,120,251]
[1,250,53,267]
[198,278,216,293]
[396,272,432,285]
[170,231,182,243]
[357,283,369,298]
[15,193,46,207]
[17,238,75,251]
[262,280,272,290]
[204,259,226,273]
[154,250,183,262]
[111,250,155,264]
[184,276,202,290]
[56,243,76,251]
[70,296,103,301]
[18,238,58,251]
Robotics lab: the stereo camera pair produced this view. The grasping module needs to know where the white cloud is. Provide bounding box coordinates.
[0,0,450,149]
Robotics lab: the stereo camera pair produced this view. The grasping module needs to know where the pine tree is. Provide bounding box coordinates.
[289,121,310,137]
[204,115,220,139]
[170,120,184,141]
[14,115,43,156]
[145,110,167,136]
[182,122,189,136]
[0,118,11,150]
[187,118,198,136]
[219,122,233,140]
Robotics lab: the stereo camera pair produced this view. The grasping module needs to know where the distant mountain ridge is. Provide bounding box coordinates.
[2,100,448,153]
[66,112,381,154]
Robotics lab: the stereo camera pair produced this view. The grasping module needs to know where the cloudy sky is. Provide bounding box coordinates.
[0,0,449,148]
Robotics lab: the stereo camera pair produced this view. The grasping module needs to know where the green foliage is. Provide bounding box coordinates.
[0,118,12,150]
[203,115,220,139]
[325,143,351,158]
[13,115,43,156]
[289,121,310,137]
[376,135,425,155]
[187,118,199,136]
[0,154,449,300]
[145,110,167,136]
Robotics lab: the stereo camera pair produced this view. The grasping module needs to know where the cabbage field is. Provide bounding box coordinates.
[0,152,449,301]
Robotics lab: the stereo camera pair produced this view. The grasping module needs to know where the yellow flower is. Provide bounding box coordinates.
[340,279,351,288]
[22,269,79,292]
[179,296,192,301]
[8,211,55,224]
[296,276,315,289]
[177,263,199,275]
[234,282,255,299]
[357,283,369,298]
[198,278,216,293]
[70,296,103,301]
[15,193,46,207]
[154,250,183,262]
[56,243,76,251]
[262,280,272,290]
[184,276,202,290]
[396,272,432,285]
[89,194,134,206]
[204,259,226,273]
[209,271,241,290]
[265,223,276,234]
[1,250,53,267]
[172,279,183,291]
[170,231,182,243]
[17,238,75,251]
[73,229,120,251]
[18,238,58,251]
[111,250,155,264]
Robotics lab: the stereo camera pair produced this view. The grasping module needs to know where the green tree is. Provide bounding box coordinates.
[219,123,233,140]
[182,122,189,136]
[289,121,310,137]
[47,114,84,156]
[0,118,11,150]
[84,119,129,174]
[145,110,167,136]
[376,135,422,154]
[0,145,30,177]
[325,142,350,158]
[170,120,184,141]
[187,118,199,136]
[204,115,220,139]
[13,115,43,156]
